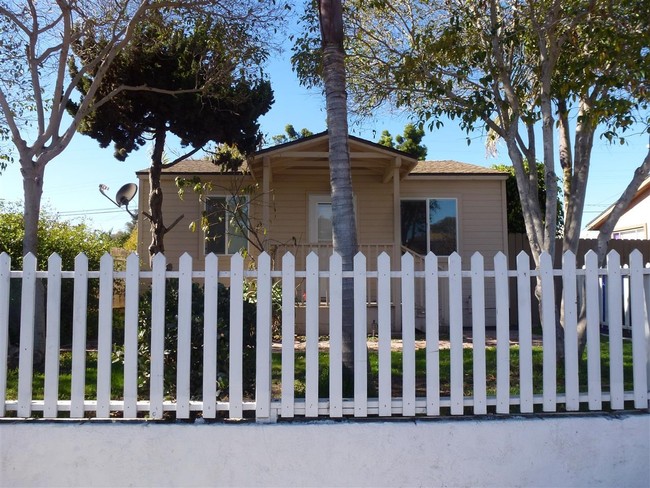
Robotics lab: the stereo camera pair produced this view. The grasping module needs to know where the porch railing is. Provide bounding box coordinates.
[1,249,649,420]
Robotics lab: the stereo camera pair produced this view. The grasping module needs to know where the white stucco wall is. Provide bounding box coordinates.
[1,414,649,487]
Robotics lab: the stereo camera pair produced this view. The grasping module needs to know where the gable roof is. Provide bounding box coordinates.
[586,177,650,231]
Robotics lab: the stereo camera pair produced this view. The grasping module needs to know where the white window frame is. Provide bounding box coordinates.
[308,194,358,244]
[203,195,249,256]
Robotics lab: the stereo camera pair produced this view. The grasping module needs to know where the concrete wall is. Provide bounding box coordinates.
[2,413,648,487]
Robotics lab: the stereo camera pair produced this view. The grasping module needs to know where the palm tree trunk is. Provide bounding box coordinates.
[319,0,359,387]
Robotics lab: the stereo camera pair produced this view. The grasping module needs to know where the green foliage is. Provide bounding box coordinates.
[0,201,118,346]
[114,280,258,400]
[377,123,427,160]
[492,162,565,235]
[67,12,274,160]
[271,124,314,145]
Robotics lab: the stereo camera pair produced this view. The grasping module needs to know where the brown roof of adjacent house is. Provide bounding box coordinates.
[410,160,506,176]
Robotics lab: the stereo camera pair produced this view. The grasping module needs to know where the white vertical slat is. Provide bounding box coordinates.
[425,253,440,416]
[255,252,272,421]
[643,264,650,392]
[516,252,533,413]
[494,252,510,414]
[96,253,114,418]
[176,253,193,419]
[584,250,602,410]
[202,253,219,419]
[281,253,296,418]
[629,250,648,408]
[0,253,11,417]
[70,253,89,419]
[539,252,557,412]
[562,252,580,411]
[123,253,140,418]
[229,253,244,419]
[43,254,62,418]
[17,253,37,417]
[606,251,625,410]
[328,252,343,418]
[448,252,464,415]
[150,253,167,419]
[377,253,392,417]
[305,252,319,417]
[354,252,368,418]
[471,253,486,415]
[401,253,416,417]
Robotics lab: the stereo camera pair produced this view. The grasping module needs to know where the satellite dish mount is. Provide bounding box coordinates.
[99,183,138,218]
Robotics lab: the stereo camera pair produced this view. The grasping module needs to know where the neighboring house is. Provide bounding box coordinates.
[585,177,650,239]
[136,131,508,331]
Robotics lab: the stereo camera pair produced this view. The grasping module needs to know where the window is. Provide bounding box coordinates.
[204,196,248,255]
[308,194,356,243]
[401,198,458,255]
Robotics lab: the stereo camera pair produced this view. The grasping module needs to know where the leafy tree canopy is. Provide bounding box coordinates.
[377,123,427,160]
[271,124,314,145]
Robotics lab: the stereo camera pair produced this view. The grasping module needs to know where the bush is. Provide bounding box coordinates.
[116,279,257,401]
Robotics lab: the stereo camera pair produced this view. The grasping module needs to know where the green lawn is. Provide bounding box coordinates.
[4,336,635,405]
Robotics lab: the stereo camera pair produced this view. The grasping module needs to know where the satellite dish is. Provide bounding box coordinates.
[115,183,138,207]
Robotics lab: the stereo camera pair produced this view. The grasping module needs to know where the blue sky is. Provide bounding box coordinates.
[0,50,648,234]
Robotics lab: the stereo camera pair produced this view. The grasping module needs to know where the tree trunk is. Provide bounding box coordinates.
[147,130,167,266]
[21,158,46,368]
[319,0,358,388]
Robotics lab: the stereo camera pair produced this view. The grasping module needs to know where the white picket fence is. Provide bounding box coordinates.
[1,249,649,421]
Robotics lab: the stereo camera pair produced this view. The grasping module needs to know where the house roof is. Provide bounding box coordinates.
[586,177,650,231]
[410,160,505,176]
[136,132,506,181]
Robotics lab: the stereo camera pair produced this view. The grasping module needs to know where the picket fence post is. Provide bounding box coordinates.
[584,250,603,410]
[0,253,11,417]
[328,252,343,417]
[123,253,140,418]
[229,253,244,419]
[305,252,319,417]
[629,250,649,408]
[425,252,440,416]
[539,252,556,412]
[607,251,625,409]
[255,252,272,421]
[150,253,167,419]
[377,252,392,417]
[354,252,368,417]
[448,252,463,415]
[516,252,533,413]
[70,253,89,419]
[563,251,579,411]
[281,252,296,418]
[202,253,219,419]
[96,253,114,418]
[176,253,193,419]
[43,254,62,418]
[401,252,415,417]
[17,253,37,417]
[494,252,510,414]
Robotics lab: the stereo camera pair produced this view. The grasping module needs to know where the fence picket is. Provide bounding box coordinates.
[0,253,11,417]
[448,253,464,415]
[150,253,167,419]
[255,252,272,421]
[202,253,219,419]
[305,252,319,418]
[471,253,487,415]
[176,253,192,419]
[494,252,510,414]
[401,253,416,417]
[123,254,140,418]
[539,252,557,412]
[562,252,580,411]
[70,253,89,418]
[229,253,244,419]
[328,253,343,418]
[629,250,648,408]
[354,253,368,417]
[377,253,392,417]
[516,252,533,413]
[425,253,440,416]
[281,253,296,418]
[584,251,602,410]
[96,253,114,418]
[17,253,37,417]
[606,251,625,410]
[43,254,62,418]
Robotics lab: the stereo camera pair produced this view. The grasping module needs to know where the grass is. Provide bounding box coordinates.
[4,336,635,405]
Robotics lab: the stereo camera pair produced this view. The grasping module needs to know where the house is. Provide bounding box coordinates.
[585,177,650,239]
[136,132,508,331]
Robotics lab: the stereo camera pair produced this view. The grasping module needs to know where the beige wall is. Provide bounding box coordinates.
[137,171,508,271]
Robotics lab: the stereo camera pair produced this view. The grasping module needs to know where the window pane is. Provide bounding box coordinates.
[317,202,332,242]
[227,197,248,254]
[429,199,457,255]
[205,197,226,254]
[400,200,427,255]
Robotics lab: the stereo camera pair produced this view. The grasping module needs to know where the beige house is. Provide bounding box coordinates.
[136,132,508,330]
[585,177,650,240]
